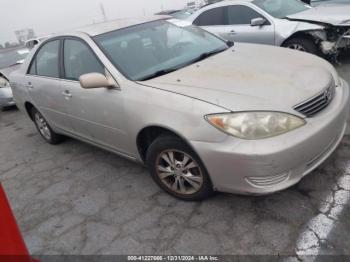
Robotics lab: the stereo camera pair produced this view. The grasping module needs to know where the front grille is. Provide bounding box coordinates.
[294,84,335,117]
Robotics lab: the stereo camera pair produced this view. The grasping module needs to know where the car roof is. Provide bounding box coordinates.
[185,0,255,21]
[199,0,254,9]
[74,16,169,37]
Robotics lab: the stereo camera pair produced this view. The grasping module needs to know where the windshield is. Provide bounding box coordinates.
[0,48,29,69]
[252,0,310,18]
[94,20,228,81]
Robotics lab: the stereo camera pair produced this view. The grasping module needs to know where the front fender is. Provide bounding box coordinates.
[275,19,324,46]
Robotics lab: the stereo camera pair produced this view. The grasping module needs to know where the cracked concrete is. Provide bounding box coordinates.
[0,53,349,257]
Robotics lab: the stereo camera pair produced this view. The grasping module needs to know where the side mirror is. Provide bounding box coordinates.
[251,17,267,27]
[79,73,118,89]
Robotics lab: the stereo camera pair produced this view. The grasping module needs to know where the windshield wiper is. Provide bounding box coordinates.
[137,47,227,81]
[186,47,228,65]
[138,68,179,81]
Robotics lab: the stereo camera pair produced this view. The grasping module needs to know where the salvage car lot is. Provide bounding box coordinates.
[0,53,350,256]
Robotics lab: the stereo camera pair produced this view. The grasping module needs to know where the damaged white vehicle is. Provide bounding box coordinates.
[186,0,350,60]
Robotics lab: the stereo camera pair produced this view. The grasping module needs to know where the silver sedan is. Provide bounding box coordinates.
[185,0,350,58]
[10,17,349,200]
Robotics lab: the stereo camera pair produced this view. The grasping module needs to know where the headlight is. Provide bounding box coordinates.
[205,112,305,140]
[0,77,10,88]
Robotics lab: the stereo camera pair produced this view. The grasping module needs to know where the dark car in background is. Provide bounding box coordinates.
[0,47,29,110]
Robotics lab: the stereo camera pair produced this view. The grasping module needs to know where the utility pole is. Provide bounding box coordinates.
[100,3,107,22]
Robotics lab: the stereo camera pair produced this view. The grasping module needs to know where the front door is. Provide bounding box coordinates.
[223,5,275,45]
[60,38,128,153]
[194,5,275,45]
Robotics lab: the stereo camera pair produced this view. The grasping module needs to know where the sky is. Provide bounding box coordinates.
[0,0,195,45]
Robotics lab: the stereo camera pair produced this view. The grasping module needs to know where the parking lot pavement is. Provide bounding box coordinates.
[0,54,350,258]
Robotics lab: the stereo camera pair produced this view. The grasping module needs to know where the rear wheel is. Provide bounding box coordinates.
[283,37,318,55]
[146,136,214,201]
[31,108,63,145]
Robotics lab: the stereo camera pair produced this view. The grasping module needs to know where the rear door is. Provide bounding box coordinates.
[26,39,73,132]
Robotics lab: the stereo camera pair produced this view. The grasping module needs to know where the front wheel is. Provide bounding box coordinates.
[31,108,63,145]
[283,37,318,55]
[146,136,214,201]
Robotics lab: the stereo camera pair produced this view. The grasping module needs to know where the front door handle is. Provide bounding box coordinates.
[62,90,72,99]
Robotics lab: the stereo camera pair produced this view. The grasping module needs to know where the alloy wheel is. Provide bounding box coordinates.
[34,113,51,141]
[155,149,204,195]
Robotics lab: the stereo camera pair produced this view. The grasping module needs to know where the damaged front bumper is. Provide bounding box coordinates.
[320,28,350,55]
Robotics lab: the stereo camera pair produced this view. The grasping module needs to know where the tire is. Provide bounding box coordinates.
[31,107,63,145]
[146,136,214,201]
[283,37,318,55]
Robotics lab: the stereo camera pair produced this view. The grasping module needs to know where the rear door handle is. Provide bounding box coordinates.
[26,82,34,89]
[228,30,237,35]
[62,90,72,99]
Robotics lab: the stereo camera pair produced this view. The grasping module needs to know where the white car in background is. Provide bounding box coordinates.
[25,36,51,49]
[0,47,30,110]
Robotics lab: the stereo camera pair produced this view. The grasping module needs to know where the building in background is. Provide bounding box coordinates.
[14,29,36,45]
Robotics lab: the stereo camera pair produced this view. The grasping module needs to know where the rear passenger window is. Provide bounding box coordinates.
[31,40,60,78]
[194,7,226,26]
[63,39,105,81]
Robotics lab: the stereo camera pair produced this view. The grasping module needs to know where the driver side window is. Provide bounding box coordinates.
[227,5,269,25]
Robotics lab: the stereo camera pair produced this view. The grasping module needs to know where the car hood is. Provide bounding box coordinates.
[141,44,338,114]
[287,5,350,26]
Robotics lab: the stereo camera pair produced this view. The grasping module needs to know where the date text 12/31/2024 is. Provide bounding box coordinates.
[128,256,219,261]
